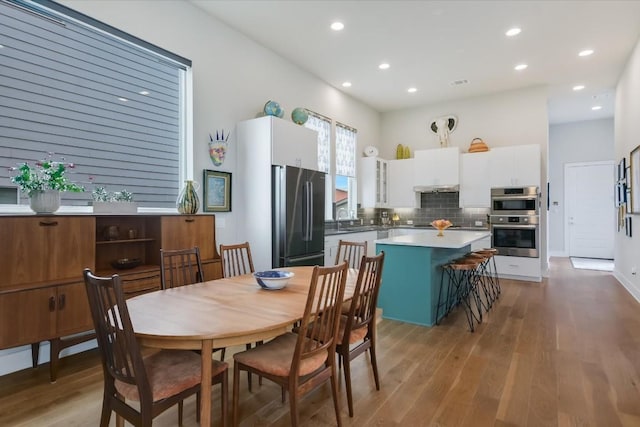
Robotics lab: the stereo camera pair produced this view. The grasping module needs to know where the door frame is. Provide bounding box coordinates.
[563,160,615,258]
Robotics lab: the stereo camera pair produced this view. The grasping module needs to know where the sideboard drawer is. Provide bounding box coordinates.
[120,271,161,297]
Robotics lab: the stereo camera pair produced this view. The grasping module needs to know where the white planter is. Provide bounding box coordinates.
[29,190,61,214]
[92,201,138,214]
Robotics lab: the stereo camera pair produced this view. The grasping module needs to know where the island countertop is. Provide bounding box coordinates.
[375,229,491,249]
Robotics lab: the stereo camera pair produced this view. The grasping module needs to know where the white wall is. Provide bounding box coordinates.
[380,86,550,268]
[547,119,614,256]
[0,0,380,377]
[614,37,640,302]
[62,0,380,248]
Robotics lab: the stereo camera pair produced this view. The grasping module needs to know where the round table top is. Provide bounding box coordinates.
[126,266,358,349]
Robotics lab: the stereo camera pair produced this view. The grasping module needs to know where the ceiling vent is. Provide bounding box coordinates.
[450,79,469,86]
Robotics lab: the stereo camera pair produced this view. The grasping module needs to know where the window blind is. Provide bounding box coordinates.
[335,123,357,177]
[0,0,190,207]
[304,111,331,174]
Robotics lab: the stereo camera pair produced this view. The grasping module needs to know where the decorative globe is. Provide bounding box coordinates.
[291,107,309,125]
[264,100,284,118]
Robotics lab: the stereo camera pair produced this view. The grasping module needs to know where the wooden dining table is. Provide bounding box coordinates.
[126,265,358,426]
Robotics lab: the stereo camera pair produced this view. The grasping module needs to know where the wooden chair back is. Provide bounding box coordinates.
[335,239,368,268]
[83,269,151,404]
[293,261,349,373]
[160,247,203,289]
[343,252,385,342]
[337,251,385,417]
[220,242,255,278]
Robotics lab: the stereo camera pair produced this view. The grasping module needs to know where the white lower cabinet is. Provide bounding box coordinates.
[324,235,341,266]
[324,231,377,266]
[494,255,541,282]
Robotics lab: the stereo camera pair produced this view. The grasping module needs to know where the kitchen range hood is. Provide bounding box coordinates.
[413,184,460,193]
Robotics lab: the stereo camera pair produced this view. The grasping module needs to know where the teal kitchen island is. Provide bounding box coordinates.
[376,230,491,327]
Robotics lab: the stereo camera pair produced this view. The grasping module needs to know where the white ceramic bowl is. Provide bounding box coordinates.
[253,270,294,290]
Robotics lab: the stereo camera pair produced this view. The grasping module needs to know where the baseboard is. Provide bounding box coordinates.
[548,250,568,257]
[614,270,640,304]
[0,339,97,377]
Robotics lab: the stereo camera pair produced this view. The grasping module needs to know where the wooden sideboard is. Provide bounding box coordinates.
[0,214,221,382]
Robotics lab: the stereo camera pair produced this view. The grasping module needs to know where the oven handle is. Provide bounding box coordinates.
[491,224,538,230]
[492,195,538,201]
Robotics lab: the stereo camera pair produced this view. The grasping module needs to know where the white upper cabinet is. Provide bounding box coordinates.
[489,144,540,187]
[413,147,460,188]
[459,152,491,208]
[237,116,319,171]
[359,157,388,208]
[388,159,420,208]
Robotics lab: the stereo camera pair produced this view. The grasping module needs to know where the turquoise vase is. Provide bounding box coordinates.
[176,180,199,214]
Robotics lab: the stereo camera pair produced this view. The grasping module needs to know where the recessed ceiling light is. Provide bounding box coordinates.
[378,63,390,70]
[514,63,528,71]
[330,22,344,31]
[139,90,150,95]
[407,87,417,93]
[450,79,469,86]
[505,28,521,37]
[342,81,352,88]
[592,105,602,111]
[579,49,594,57]
[0,44,4,48]
[117,97,128,102]
[573,85,585,91]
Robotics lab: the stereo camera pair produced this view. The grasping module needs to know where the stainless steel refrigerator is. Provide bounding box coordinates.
[272,165,325,267]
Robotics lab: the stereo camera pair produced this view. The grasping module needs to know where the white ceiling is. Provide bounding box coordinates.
[192,0,640,124]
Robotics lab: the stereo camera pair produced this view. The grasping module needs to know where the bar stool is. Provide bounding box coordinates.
[436,258,483,332]
[465,252,496,311]
[473,248,501,299]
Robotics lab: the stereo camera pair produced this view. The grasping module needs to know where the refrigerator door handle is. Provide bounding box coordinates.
[307,181,313,241]
[303,181,312,241]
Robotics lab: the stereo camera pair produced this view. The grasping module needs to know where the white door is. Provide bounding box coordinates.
[565,162,615,258]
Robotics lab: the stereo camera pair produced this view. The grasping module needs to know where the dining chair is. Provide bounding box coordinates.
[160,246,203,289]
[335,239,368,268]
[82,269,228,427]
[161,247,226,362]
[232,262,349,427]
[220,242,255,278]
[336,251,385,417]
[219,241,256,373]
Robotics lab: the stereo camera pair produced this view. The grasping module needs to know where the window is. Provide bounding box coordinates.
[0,0,191,207]
[335,123,357,220]
[304,111,333,219]
[304,113,358,221]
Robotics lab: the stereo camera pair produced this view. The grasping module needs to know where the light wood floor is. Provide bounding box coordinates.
[1,257,639,426]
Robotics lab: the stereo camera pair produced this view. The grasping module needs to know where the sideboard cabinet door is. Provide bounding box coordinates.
[161,215,216,260]
[55,282,93,337]
[0,217,95,288]
[0,288,57,348]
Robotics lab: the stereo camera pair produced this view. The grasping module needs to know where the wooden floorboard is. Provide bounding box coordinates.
[1,257,639,426]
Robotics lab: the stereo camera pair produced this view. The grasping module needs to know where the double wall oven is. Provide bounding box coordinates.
[490,187,540,257]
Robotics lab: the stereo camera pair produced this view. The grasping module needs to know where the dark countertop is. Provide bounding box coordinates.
[325,224,489,236]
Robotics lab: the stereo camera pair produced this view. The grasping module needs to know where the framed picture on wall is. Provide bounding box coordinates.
[618,157,626,181]
[630,145,640,214]
[203,170,232,212]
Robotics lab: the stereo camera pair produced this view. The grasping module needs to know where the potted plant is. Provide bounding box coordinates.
[9,155,84,213]
[92,186,137,214]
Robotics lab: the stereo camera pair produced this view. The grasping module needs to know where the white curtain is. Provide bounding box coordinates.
[335,123,357,177]
[304,113,331,174]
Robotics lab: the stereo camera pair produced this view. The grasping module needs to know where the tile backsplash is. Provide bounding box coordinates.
[357,192,490,228]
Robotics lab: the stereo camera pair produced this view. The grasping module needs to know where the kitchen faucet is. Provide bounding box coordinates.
[337,208,348,231]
